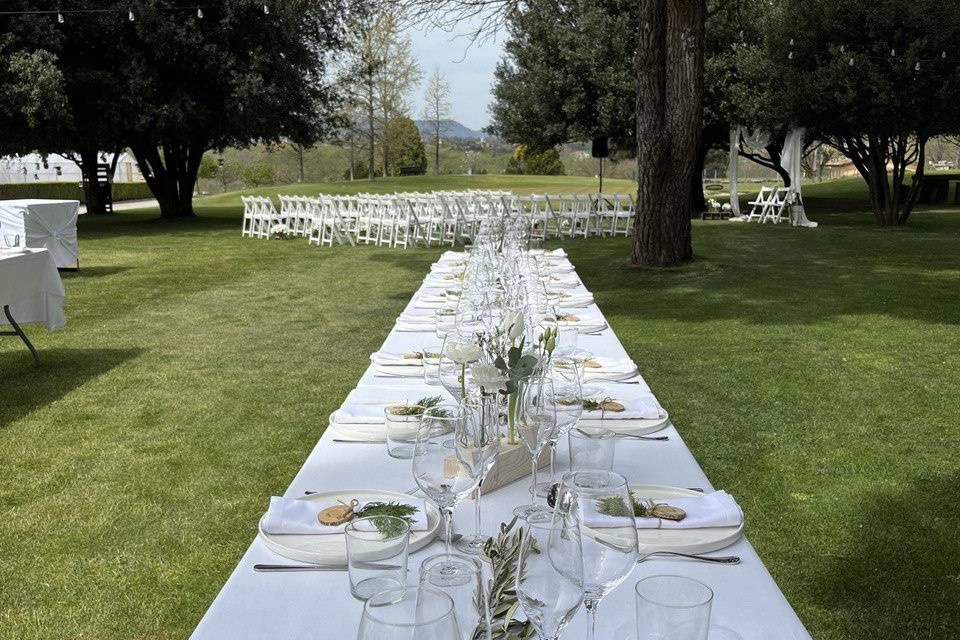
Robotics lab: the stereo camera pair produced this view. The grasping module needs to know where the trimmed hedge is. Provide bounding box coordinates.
[0,182,154,203]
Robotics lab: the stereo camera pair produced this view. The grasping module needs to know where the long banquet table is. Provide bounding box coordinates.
[191,249,811,640]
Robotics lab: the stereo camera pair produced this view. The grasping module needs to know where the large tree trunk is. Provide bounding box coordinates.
[75,148,112,215]
[632,0,704,266]
[130,140,205,218]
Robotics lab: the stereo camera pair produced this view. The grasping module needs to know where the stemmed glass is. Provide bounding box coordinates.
[556,470,639,640]
[516,511,584,640]
[455,394,503,554]
[513,371,557,519]
[412,403,480,582]
[537,358,584,497]
[357,586,461,640]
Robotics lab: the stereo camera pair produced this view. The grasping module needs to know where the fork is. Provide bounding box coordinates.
[637,551,740,564]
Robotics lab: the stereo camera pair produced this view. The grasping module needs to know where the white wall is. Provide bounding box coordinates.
[0,153,143,184]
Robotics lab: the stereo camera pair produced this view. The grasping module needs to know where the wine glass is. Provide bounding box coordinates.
[419,553,492,640]
[516,510,584,640]
[536,358,583,498]
[455,394,503,554]
[513,372,557,519]
[412,404,480,581]
[357,586,461,640]
[556,470,639,640]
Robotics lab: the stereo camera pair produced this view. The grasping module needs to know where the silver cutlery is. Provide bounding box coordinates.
[637,551,740,564]
[254,562,396,572]
[616,433,669,441]
[331,439,384,444]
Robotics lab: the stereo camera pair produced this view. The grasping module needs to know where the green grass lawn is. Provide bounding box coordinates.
[2,175,959,639]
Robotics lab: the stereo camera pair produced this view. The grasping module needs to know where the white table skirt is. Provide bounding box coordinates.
[190,252,811,640]
[0,248,66,331]
[0,199,81,268]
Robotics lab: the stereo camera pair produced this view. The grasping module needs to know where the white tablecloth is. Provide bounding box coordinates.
[0,248,66,331]
[0,199,81,268]
[190,252,811,640]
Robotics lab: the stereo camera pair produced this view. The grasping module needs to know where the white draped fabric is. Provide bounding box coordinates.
[728,127,742,216]
[0,199,81,267]
[0,248,66,331]
[780,128,818,228]
[190,250,812,640]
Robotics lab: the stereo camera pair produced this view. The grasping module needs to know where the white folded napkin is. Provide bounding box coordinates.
[581,491,743,530]
[581,395,663,420]
[334,404,392,423]
[344,385,439,405]
[370,351,423,365]
[263,496,428,535]
[395,320,438,332]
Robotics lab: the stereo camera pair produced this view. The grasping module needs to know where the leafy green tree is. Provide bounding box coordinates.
[1,1,349,218]
[763,0,960,225]
[504,144,564,175]
[384,116,427,175]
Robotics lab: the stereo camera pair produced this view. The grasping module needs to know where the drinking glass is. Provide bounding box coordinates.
[419,553,492,640]
[412,404,480,579]
[344,516,410,600]
[357,586,460,640]
[536,360,583,497]
[515,511,584,640]
[455,394,503,554]
[513,372,557,519]
[635,575,714,640]
[384,406,421,460]
[422,344,444,386]
[568,427,617,471]
[435,308,457,338]
[557,470,639,640]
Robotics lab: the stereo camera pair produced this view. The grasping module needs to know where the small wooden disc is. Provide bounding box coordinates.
[649,504,686,521]
[584,358,602,369]
[599,399,625,412]
[317,503,355,526]
[402,351,422,359]
[561,314,579,322]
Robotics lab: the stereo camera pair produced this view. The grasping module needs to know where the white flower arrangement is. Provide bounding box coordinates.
[270,224,291,239]
[445,340,481,364]
[707,198,722,212]
[470,363,509,395]
[721,202,732,212]
[499,310,525,341]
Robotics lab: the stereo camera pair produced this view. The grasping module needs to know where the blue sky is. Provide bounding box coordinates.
[407,24,504,131]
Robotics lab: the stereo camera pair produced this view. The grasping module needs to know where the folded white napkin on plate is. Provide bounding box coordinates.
[581,394,663,420]
[333,405,388,423]
[581,491,743,530]
[374,363,424,377]
[263,496,428,535]
[345,385,439,405]
[395,321,438,332]
[370,351,423,365]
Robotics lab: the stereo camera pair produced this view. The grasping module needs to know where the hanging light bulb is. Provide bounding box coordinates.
[789,38,794,46]
[197,7,203,18]
[128,8,135,21]
[263,3,269,14]
[915,61,921,71]
[848,57,854,66]
[788,51,794,60]
[57,11,64,23]
[840,45,845,53]
[942,51,947,59]
[890,48,895,57]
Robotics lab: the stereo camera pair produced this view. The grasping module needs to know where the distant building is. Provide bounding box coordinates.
[0,152,143,184]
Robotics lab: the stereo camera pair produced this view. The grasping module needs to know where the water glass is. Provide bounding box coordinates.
[635,575,713,640]
[357,586,461,640]
[568,427,617,471]
[419,553,492,640]
[384,407,421,459]
[345,516,410,600]
[516,511,584,640]
[422,344,443,386]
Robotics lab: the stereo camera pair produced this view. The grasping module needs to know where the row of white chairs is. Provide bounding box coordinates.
[241,189,636,248]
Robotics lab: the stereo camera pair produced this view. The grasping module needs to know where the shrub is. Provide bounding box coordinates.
[0,182,153,203]
[242,163,275,187]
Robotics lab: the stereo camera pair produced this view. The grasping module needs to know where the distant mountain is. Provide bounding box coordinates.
[414,119,486,140]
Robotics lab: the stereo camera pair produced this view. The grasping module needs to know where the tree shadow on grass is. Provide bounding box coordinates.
[59,266,131,279]
[0,347,143,430]
[808,472,960,638]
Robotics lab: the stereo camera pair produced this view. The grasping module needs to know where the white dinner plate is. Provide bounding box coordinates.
[258,489,441,566]
[629,484,743,554]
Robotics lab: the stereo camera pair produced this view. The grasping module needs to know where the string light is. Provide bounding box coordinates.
[889,48,895,57]
[263,3,269,14]
[788,51,793,59]
[915,61,921,71]
[128,8,135,21]
[57,11,64,23]
[197,7,204,18]
[848,57,854,66]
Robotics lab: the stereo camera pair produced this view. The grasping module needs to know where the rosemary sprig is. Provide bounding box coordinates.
[582,398,602,411]
[355,501,418,537]
[595,492,647,518]
[387,396,447,417]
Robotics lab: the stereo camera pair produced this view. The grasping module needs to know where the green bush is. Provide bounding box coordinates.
[505,144,565,176]
[0,182,153,203]
[242,163,275,187]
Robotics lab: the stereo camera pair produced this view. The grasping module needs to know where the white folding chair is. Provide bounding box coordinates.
[745,187,775,223]
[762,187,791,224]
[241,195,256,237]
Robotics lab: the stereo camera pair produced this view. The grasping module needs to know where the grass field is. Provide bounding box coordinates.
[1,175,959,639]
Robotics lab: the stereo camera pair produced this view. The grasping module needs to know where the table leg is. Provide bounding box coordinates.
[1,304,40,367]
